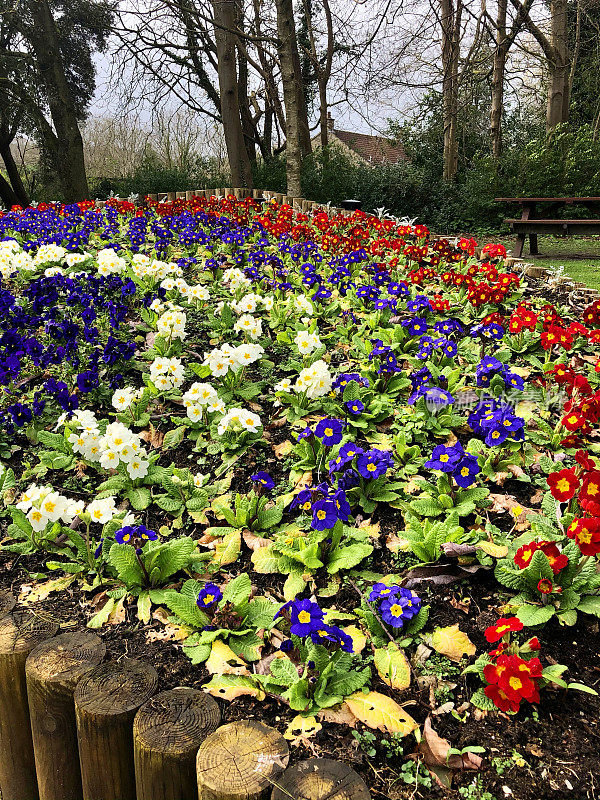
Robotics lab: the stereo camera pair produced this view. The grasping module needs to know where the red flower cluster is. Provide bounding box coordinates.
[508,303,538,334]
[481,242,508,260]
[547,467,580,502]
[483,653,542,713]
[583,299,600,328]
[513,540,568,574]
[567,517,600,556]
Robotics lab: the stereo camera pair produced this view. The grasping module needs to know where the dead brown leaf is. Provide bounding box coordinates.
[273,440,293,460]
[317,702,358,727]
[489,493,534,531]
[419,717,483,771]
[243,530,270,551]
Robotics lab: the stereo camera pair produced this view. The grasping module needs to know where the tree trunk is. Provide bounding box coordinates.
[490,0,507,158]
[546,0,570,129]
[25,0,89,201]
[275,0,309,195]
[0,144,30,206]
[441,0,461,180]
[212,0,253,188]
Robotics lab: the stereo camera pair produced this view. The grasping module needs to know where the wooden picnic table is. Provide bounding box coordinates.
[495,197,600,257]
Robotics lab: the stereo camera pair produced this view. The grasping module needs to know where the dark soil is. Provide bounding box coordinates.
[2,540,599,800]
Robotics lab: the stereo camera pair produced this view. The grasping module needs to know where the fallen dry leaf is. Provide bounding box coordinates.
[317,702,357,727]
[345,691,418,736]
[284,714,322,746]
[426,625,476,662]
[206,640,249,676]
[488,493,535,531]
[273,440,293,460]
[140,423,164,449]
[20,574,75,603]
[419,717,482,770]
[243,529,271,551]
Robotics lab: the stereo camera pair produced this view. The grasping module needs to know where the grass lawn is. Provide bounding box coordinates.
[495,234,600,289]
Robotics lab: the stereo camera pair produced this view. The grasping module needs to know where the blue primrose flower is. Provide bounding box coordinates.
[328,441,364,474]
[314,418,345,446]
[368,582,401,602]
[115,525,158,545]
[452,454,481,488]
[380,589,422,628]
[311,499,339,530]
[288,599,324,636]
[251,471,275,490]
[197,582,223,609]
[356,449,394,480]
[309,623,354,653]
[345,399,364,416]
[424,442,464,472]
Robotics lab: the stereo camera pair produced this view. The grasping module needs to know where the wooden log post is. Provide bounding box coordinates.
[133,687,220,800]
[196,720,289,800]
[0,590,16,618]
[75,659,158,800]
[271,759,371,800]
[26,630,106,800]
[0,610,59,800]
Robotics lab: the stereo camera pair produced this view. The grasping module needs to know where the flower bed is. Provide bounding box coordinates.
[0,195,599,800]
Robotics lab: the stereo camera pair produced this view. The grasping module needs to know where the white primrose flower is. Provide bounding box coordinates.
[34,243,67,265]
[157,308,186,340]
[274,377,293,393]
[111,387,136,411]
[295,294,314,315]
[150,357,184,390]
[126,458,149,480]
[294,330,322,355]
[183,382,218,407]
[217,407,262,436]
[87,497,118,524]
[96,248,127,276]
[234,314,262,340]
[64,252,91,267]
[295,359,332,399]
[188,284,210,303]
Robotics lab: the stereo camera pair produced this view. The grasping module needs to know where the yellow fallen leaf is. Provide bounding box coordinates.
[476,541,509,559]
[345,691,418,736]
[427,625,476,662]
[284,714,322,745]
[273,440,293,460]
[20,574,75,604]
[356,522,381,539]
[213,530,241,566]
[202,675,265,701]
[343,625,367,654]
[205,640,249,676]
[374,644,411,690]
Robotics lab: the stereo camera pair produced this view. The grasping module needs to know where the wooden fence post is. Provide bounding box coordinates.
[196,720,289,800]
[75,659,158,800]
[271,759,371,800]
[133,687,220,800]
[0,610,59,800]
[26,630,106,800]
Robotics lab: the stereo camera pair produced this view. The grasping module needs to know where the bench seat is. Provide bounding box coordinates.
[505,218,600,235]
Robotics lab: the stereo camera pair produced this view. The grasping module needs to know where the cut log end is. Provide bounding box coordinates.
[271,759,371,800]
[0,610,59,654]
[196,720,289,800]
[75,658,158,716]
[26,629,106,686]
[134,687,221,756]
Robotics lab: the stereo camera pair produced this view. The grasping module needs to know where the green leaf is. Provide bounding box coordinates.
[126,487,152,510]
[409,497,443,517]
[470,687,497,711]
[37,431,70,454]
[162,426,186,450]
[283,570,306,601]
[244,597,280,628]
[256,503,284,530]
[154,495,184,513]
[162,590,210,628]
[251,545,281,573]
[577,597,600,618]
[374,644,411,690]
[269,655,299,687]
[87,598,116,629]
[516,604,555,627]
[221,573,252,609]
[153,537,196,582]
[567,682,598,695]
[108,543,144,587]
[327,542,373,574]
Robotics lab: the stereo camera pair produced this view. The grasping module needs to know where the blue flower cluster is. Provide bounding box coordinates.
[368,583,422,628]
[290,482,352,530]
[275,599,353,652]
[476,356,524,390]
[424,442,481,487]
[468,399,525,446]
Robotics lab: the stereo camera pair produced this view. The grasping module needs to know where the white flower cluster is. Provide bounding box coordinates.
[294,294,315,315]
[294,330,322,355]
[66,414,150,479]
[222,267,251,292]
[156,307,187,340]
[203,342,264,377]
[111,386,144,411]
[232,293,262,314]
[233,314,262,340]
[0,240,34,278]
[64,252,91,267]
[131,254,180,281]
[217,407,262,436]
[274,377,293,393]
[296,359,332,399]
[97,248,127,276]
[16,484,130,531]
[182,382,225,423]
[150,357,185,391]
[34,244,67,265]
[160,277,210,305]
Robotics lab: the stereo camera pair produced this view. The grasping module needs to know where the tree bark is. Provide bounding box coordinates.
[212,0,254,188]
[490,0,507,158]
[441,0,461,180]
[546,0,570,129]
[0,143,30,206]
[24,0,89,200]
[275,0,310,195]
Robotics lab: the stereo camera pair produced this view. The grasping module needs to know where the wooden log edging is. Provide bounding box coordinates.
[75,658,159,800]
[196,720,289,800]
[0,610,59,800]
[271,758,370,800]
[134,687,221,800]
[26,630,106,800]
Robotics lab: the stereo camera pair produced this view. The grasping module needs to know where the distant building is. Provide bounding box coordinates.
[311,113,407,166]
